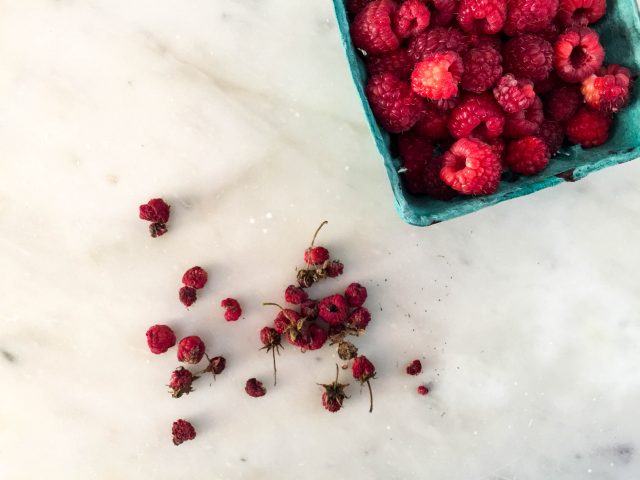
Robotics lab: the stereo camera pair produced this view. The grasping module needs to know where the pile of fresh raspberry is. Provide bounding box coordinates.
[350,0,634,197]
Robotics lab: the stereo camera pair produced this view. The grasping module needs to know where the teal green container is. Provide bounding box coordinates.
[332,0,640,226]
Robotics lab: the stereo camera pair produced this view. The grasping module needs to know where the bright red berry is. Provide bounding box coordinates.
[318,294,350,326]
[461,46,502,94]
[366,48,414,80]
[565,107,612,147]
[366,73,424,133]
[406,359,423,375]
[493,74,535,113]
[306,323,329,351]
[182,266,208,290]
[326,261,345,278]
[393,0,431,38]
[177,336,206,364]
[352,356,377,382]
[505,136,550,175]
[448,93,505,141]
[581,65,632,113]
[304,246,330,265]
[139,198,170,237]
[545,85,583,121]
[503,96,544,138]
[220,298,242,321]
[417,385,430,395]
[284,285,309,305]
[245,378,267,397]
[503,0,559,36]
[172,419,196,446]
[345,282,368,307]
[168,367,195,398]
[407,26,468,62]
[440,138,502,195]
[553,26,604,83]
[412,103,451,141]
[351,0,400,55]
[538,119,565,155]
[557,0,606,27]
[146,324,176,354]
[457,0,506,34]
[503,34,553,82]
[349,307,372,330]
[411,51,464,100]
[179,286,197,308]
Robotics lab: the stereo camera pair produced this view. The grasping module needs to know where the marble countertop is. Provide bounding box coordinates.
[1,1,640,479]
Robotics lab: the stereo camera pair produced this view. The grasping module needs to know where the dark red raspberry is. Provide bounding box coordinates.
[366,73,424,133]
[245,378,267,397]
[273,308,301,334]
[345,282,368,307]
[146,324,176,354]
[304,246,329,265]
[538,119,565,154]
[505,136,550,174]
[504,96,544,138]
[349,307,372,330]
[411,51,464,100]
[285,285,309,305]
[318,294,350,326]
[545,85,583,121]
[457,0,506,34]
[260,326,281,348]
[326,261,344,278]
[179,286,197,308]
[406,359,423,375]
[407,26,468,62]
[426,0,459,25]
[448,93,505,141]
[557,0,606,26]
[306,323,329,351]
[300,299,319,318]
[321,366,349,413]
[503,34,553,82]
[393,0,431,38]
[493,74,535,113]
[487,138,506,168]
[553,27,604,83]
[168,367,195,398]
[434,96,460,111]
[417,385,430,395]
[398,132,434,194]
[424,154,457,199]
[539,20,561,43]
[366,48,414,79]
[203,355,226,377]
[220,298,242,322]
[461,46,502,93]
[534,71,560,94]
[352,356,377,382]
[177,336,206,364]
[347,0,374,16]
[182,266,208,290]
[351,0,400,55]
[565,107,612,147]
[172,419,196,446]
[412,103,451,141]
[468,34,502,52]
[581,65,632,113]
[503,0,558,36]
[139,198,171,238]
[440,138,502,195]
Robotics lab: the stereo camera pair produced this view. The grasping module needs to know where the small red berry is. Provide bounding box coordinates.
[503,0,559,36]
[581,65,632,113]
[172,419,196,446]
[177,336,206,364]
[182,266,208,290]
[503,96,544,138]
[351,0,401,55]
[179,286,197,308]
[306,323,329,351]
[304,246,330,265]
[553,26,604,83]
[366,48,414,80]
[285,285,309,305]
[203,355,226,377]
[457,0,507,34]
[326,261,344,278]
[348,307,372,330]
[318,294,350,326]
[406,359,423,375]
[220,298,242,322]
[545,85,583,122]
[407,26,468,62]
[448,92,505,141]
[146,324,176,354]
[260,326,283,386]
[139,198,170,237]
[352,356,377,383]
[538,119,565,155]
[460,46,503,94]
[503,34,553,82]
[300,299,319,318]
[493,74,535,114]
[320,365,350,413]
[505,136,550,175]
[411,51,464,100]
[417,385,430,395]
[245,378,267,398]
[168,367,196,398]
[273,308,301,334]
[565,106,612,148]
[344,282,368,307]
[366,74,424,133]
[557,0,605,27]
[398,132,435,195]
[440,138,502,195]
[412,103,451,142]
[393,0,431,39]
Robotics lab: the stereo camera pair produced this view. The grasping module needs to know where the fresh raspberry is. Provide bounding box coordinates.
[393,0,431,38]
[146,324,176,354]
[177,336,206,364]
[182,266,208,290]
[304,246,329,265]
[366,48,414,79]
[581,65,632,113]
[326,261,344,278]
[172,419,196,446]
[349,307,372,330]
[398,132,434,194]
[424,154,457,199]
[545,84,583,121]
[412,103,451,141]
[306,323,328,351]
[503,34,553,83]
[433,96,460,111]
[503,96,544,138]
[300,299,319,318]
[565,106,612,147]
[426,0,459,25]
[366,73,424,133]
[347,0,374,16]
[503,0,558,36]
[505,136,550,174]
[179,286,197,308]
[352,356,377,383]
[556,0,606,26]
[220,298,242,321]
[245,378,267,397]
[538,119,565,154]
[457,0,506,34]
[493,74,535,113]
[273,308,301,334]
[468,34,502,52]
[553,26,604,83]
[440,138,502,195]
[461,46,502,93]
[487,138,506,167]
[168,367,195,398]
[406,359,423,375]
[285,285,309,305]
[539,20,561,43]
[351,0,400,55]
[534,71,560,94]
[448,93,505,141]
[411,51,464,99]
[344,283,368,307]
[318,294,350,326]
[407,26,468,62]
[417,385,430,395]
[203,355,226,377]
[139,198,170,238]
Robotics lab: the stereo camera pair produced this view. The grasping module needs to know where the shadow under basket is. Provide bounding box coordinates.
[332,0,640,226]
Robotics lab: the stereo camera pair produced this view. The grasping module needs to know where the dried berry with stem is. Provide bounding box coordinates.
[352,355,376,413]
[319,364,350,413]
[139,198,170,238]
[259,326,283,386]
[168,367,197,398]
[417,385,429,395]
[201,355,226,379]
[264,302,306,346]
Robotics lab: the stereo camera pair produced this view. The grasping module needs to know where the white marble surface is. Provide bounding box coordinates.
[1,1,640,478]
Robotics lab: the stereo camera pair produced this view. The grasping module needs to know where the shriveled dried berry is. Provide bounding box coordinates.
[260,326,283,386]
[146,324,176,354]
[352,356,376,413]
[168,367,196,398]
[285,285,309,305]
[177,336,206,364]
[417,385,430,395]
[406,359,423,375]
[245,378,267,398]
[344,282,368,307]
[182,266,208,290]
[220,298,242,321]
[326,261,345,278]
[348,307,372,330]
[172,419,196,446]
[179,286,197,308]
[203,355,226,377]
[320,365,350,413]
[318,294,350,326]
[338,341,359,360]
[139,198,170,237]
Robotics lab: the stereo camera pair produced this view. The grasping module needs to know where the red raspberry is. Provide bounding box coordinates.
[424,154,457,199]
[168,367,195,398]
[321,366,349,413]
[505,136,550,174]
[304,246,329,265]
[393,0,431,38]
[245,378,267,397]
[468,34,502,52]
[349,307,372,329]
[487,138,506,168]
[326,261,344,278]
[493,74,535,113]
[581,65,632,113]
[538,119,565,154]
[565,106,612,147]
[534,71,560,94]
[366,48,414,79]
[412,103,451,141]
[146,324,176,354]
[352,356,377,383]
[172,419,196,446]
[448,93,505,141]
[406,359,423,375]
[503,34,553,82]
[440,138,501,195]
[417,385,430,395]
[545,85,583,121]
[503,0,559,36]
[306,323,328,351]
[351,0,400,55]
[461,46,502,93]
[179,286,197,308]
[177,336,206,364]
[433,96,460,111]
[285,285,309,305]
[347,0,374,16]
[398,131,435,194]
[426,0,459,25]
[539,20,561,43]
[139,198,170,223]
[366,73,424,133]
[273,308,301,334]
[457,0,506,34]
[407,26,468,62]
[503,96,544,138]
[203,355,226,376]
[318,294,350,326]
[553,26,604,83]
[300,299,319,318]
[344,282,368,307]
[220,298,242,321]
[182,266,208,290]
[411,51,464,100]
[557,0,606,27]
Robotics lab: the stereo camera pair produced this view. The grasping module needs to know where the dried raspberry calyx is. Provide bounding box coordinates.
[320,364,350,413]
[168,367,197,398]
[202,355,226,378]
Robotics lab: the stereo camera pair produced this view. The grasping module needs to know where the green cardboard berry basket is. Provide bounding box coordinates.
[332,0,640,226]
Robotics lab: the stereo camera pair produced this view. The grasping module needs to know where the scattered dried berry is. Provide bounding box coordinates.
[260,326,283,386]
[300,299,319,318]
[406,359,423,375]
[245,378,267,398]
[177,336,206,364]
[179,286,197,308]
[344,282,368,307]
[417,385,430,395]
[202,355,226,378]
[320,365,350,413]
[338,341,359,361]
[139,198,170,237]
[352,356,376,413]
[307,323,329,351]
[348,307,372,330]
[285,285,309,305]
[318,294,350,326]
[168,367,196,398]
[220,298,242,322]
[172,419,196,446]
[182,266,208,290]
[146,324,176,354]
[326,260,345,278]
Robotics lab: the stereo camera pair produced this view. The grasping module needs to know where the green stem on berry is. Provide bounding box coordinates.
[366,380,373,413]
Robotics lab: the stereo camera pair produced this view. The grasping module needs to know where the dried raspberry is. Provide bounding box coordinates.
[505,136,550,174]
[139,198,170,237]
[318,294,350,326]
[448,93,505,141]
[146,324,176,354]
[503,0,558,36]
[347,0,374,16]
[259,326,282,385]
[182,266,208,290]
[304,246,330,265]
[345,283,368,307]
[545,84,583,121]
[326,261,344,278]
[203,355,226,376]
[300,299,319,318]
[179,286,197,308]
[168,367,195,398]
[538,119,564,154]
[440,138,502,195]
[321,366,349,413]
[284,285,308,305]
[220,298,242,321]
[172,419,196,446]
[468,34,502,51]
[177,336,206,364]
[557,0,605,26]
[503,34,553,82]
[407,26,468,61]
[398,132,434,194]
[245,378,266,397]
[351,0,400,55]
[338,341,359,360]
[553,26,604,83]
[273,308,301,334]
[349,307,372,330]
[534,71,560,94]
[307,323,329,351]
[457,0,506,34]
[366,73,424,133]
[503,96,544,138]
[493,74,536,113]
[406,359,423,375]
[393,0,431,38]
[412,103,451,141]
[461,46,502,93]
[417,385,430,395]
[581,65,632,113]
[411,51,464,100]
[565,106,612,147]
[366,48,414,79]
[352,356,377,383]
